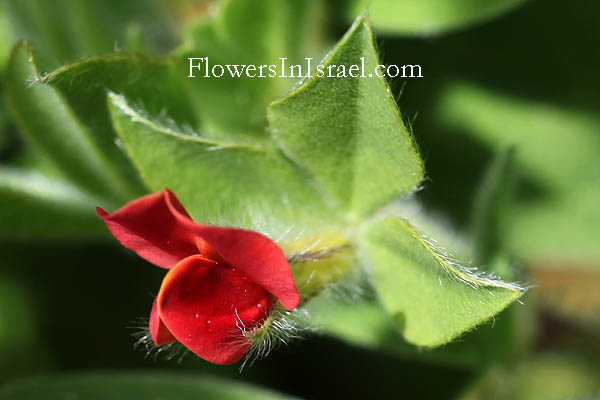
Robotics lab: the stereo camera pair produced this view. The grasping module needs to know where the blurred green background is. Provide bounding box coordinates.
[1,0,599,399]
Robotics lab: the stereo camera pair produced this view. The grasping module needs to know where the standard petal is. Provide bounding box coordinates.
[98,188,300,309]
[97,190,199,268]
[149,297,176,346]
[163,190,300,310]
[157,255,272,365]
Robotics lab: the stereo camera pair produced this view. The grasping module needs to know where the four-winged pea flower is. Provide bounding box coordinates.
[97,189,300,365]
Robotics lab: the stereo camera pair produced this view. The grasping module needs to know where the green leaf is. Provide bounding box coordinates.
[0,373,297,400]
[363,217,524,347]
[17,50,200,202]
[344,0,529,36]
[309,295,525,368]
[107,92,340,235]
[0,167,104,239]
[438,82,600,265]
[268,16,424,218]
[176,0,327,140]
[4,43,137,203]
[42,53,198,134]
[313,151,530,361]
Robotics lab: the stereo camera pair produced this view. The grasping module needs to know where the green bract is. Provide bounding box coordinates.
[107,92,338,232]
[268,17,424,219]
[364,217,522,347]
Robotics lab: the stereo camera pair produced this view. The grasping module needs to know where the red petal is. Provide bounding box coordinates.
[97,191,199,269]
[149,297,176,346]
[98,189,300,309]
[157,255,272,365]
[163,190,300,310]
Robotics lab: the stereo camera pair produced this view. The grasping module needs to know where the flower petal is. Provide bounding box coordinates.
[157,255,272,365]
[149,297,176,346]
[98,189,300,310]
[163,190,300,310]
[97,191,199,269]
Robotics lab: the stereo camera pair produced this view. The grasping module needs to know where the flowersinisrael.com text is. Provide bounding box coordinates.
[188,57,423,79]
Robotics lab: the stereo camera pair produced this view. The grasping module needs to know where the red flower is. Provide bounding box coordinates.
[97,189,300,365]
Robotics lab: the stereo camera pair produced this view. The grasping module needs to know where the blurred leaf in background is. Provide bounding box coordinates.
[0,373,296,400]
[459,354,600,400]
[339,0,529,35]
[0,0,174,68]
[175,0,328,140]
[438,82,600,267]
[0,167,103,239]
[0,0,181,238]
[0,277,52,380]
